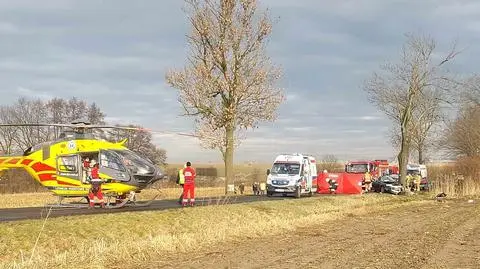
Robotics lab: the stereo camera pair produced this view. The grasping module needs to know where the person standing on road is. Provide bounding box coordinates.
[177,164,186,204]
[406,173,413,192]
[259,181,266,195]
[364,171,372,193]
[413,172,422,192]
[182,162,196,207]
[239,182,245,195]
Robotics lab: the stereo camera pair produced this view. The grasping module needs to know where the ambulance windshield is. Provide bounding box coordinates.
[271,162,301,175]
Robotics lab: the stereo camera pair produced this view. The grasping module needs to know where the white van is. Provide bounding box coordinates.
[407,163,428,179]
[266,153,317,198]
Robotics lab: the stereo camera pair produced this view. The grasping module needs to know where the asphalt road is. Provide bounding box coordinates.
[0,195,290,223]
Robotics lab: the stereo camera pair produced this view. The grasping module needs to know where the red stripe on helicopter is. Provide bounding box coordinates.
[56,180,80,186]
[8,158,20,164]
[38,173,56,182]
[21,159,33,166]
[31,162,55,173]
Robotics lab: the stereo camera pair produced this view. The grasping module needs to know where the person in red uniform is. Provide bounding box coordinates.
[182,161,196,207]
[82,157,91,183]
[88,161,105,208]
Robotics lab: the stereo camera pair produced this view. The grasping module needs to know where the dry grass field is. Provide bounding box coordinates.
[1,160,479,268]
[0,194,427,269]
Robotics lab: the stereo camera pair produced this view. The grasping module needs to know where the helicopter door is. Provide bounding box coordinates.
[56,154,81,180]
[98,150,130,182]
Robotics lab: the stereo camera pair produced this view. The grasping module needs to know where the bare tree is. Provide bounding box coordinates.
[166,0,285,193]
[463,75,480,106]
[194,118,246,161]
[87,102,105,125]
[46,97,67,139]
[410,88,444,164]
[0,106,18,154]
[364,33,460,188]
[318,154,340,172]
[444,104,480,158]
[443,78,480,158]
[10,98,50,151]
[66,97,88,122]
[87,102,107,139]
[0,97,108,151]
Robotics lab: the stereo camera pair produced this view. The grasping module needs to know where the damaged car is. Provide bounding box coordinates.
[371,175,404,195]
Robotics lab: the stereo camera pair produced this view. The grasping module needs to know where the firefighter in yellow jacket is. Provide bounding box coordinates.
[364,171,372,192]
[177,164,186,204]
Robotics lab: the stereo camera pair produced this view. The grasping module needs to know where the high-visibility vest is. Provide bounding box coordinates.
[178,168,185,184]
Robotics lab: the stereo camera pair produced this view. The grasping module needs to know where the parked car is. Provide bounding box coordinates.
[371,175,404,195]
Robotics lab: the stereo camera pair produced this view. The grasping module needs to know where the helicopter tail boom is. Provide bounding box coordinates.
[0,156,57,184]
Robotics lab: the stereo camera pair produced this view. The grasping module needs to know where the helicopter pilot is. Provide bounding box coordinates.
[88,160,105,208]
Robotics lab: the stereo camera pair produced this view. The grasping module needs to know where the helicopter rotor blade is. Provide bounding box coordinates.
[86,126,198,137]
[79,125,150,131]
[67,125,198,138]
[148,130,199,138]
[0,123,75,128]
[0,123,148,130]
[0,123,198,137]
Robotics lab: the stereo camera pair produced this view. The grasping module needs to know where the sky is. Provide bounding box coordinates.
[0,0,479,164]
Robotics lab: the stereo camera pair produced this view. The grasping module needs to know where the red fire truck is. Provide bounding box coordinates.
[317,159,396,195]
[344,159,390,179]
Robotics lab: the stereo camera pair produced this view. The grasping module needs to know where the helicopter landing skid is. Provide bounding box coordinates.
[45,203,90,209]
[125,194,160,207]
[105,198,130,209]
[44,192,159,209]
[45,196,90,209]
[104,192,158,209]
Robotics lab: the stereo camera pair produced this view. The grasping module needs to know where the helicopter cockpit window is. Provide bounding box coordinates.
[100,150,126,172]
[113,150,155,175]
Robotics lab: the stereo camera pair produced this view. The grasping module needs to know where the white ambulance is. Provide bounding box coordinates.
[407,163,428,179]
[266,153,318,198]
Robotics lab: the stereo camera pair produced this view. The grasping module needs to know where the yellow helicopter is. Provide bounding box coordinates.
[0,119,196,208]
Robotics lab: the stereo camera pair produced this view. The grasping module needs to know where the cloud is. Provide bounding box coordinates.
[16,87,53,100]
[431,1,480,18]
[0,0,478,163]
[284,127,313,132]
[342,130,367,134]
[0,21,18,34]
[358,116,382,121]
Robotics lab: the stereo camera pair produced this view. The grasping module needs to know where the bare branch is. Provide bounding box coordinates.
[364,32,461,186]
[166,0,284,192]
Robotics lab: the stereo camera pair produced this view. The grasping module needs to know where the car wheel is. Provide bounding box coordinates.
[267,191,273,197]
[380,186,385,193]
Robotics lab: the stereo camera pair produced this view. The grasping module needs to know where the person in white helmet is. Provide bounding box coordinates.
[88,160,105,208]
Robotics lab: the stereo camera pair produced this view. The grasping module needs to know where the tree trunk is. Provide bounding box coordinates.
[418,142,424,164]
[398,126,410,189]
[224,124,235,195]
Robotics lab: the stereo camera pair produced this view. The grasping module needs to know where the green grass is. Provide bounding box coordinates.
[0,194,427,269]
